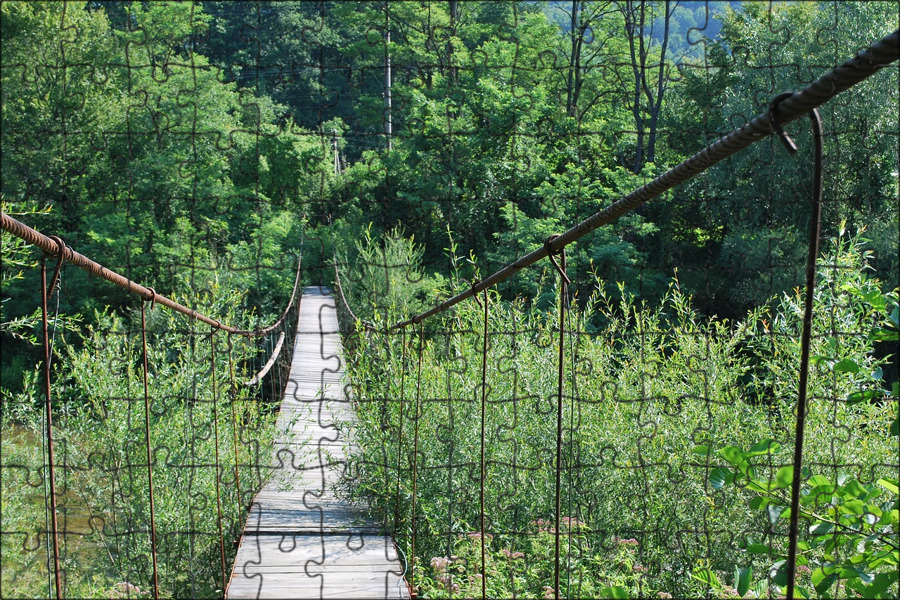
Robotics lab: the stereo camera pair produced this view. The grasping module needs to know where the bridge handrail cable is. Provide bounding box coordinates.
[388,28,899,330]
[0,211,303,337]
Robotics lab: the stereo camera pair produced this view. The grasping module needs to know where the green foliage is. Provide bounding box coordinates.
[710,441,898,599]
[341,229,898,598]
[1,291,277,598]
[340,225,447,325]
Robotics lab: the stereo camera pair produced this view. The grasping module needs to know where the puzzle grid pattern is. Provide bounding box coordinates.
[1,2,897,599]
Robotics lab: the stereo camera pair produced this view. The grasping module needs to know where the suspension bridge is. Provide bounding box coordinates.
[0,29,897,600]
[226,287,408,599]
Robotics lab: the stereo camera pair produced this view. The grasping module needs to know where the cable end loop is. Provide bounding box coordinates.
[769,92,799,154]
[544,235,571,285]
[145,287,157,310]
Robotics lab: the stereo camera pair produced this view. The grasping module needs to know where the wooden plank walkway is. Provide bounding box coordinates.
[226,287,409,600]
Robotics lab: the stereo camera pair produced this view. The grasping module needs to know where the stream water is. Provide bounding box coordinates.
[2,421,110,593]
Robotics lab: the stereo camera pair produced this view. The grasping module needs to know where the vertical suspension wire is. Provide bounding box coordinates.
[478,289,489,600]
[227,336,243,521]
[39,256,63,600]
[209,328,228,592]
[140,300,160,600]
[41,254,63,600]
[410,323,425,598]
[774,102,824,600]
[187,313,198,595]
[548,237,570,600]
[566,281,578,599]
[393,327,407,535]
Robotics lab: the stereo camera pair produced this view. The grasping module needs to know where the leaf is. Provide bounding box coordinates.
[745,542,771,554]
[847,389,882,405]
[841,499,865,515]
[775,465,794,490]
[866,572,897,596]
[876,478,898,495]
[736,566,752,597]
[709,467,734,490]
[599,586,628,599]
[749,480,775,494]
[769,560,788,586]
[843,479,868,498]
[811,567,836,595]
[719,446,746,467]
[692,445,712,457]
[750,496,774,510]
[767,503,786,524]
[833,358,860,373]
[691,568,720,589]
[809,522,834,535]
[869,327,900,342]
[747,439,781,457]
[807,474,831,487]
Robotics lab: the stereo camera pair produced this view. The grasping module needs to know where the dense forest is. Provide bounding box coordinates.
[1,1,898,598]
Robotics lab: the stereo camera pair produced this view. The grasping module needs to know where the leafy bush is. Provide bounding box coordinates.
[341,228,898,598]
[1,288,278,598]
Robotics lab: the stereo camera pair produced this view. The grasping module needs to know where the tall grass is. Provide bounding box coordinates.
[1,288,279,598]
[340,228,898,598]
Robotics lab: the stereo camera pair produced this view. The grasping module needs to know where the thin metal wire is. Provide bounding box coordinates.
[39,256,62,600]
[227,336,244,520]
[479,289,489,600]
[209,329,228,592]
[409,323,425,599]
[782,104,825,600]
[140,301,161,600]
[551,244,568,600]
[394,327,408,535]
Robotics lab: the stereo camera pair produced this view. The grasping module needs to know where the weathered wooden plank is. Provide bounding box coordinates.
[227,287,408,599]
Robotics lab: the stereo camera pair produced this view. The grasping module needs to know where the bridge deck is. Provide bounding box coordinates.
[226,287,409,600]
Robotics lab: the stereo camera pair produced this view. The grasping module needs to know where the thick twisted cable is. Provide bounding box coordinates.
[0,211,303,337]
[390,29,899,330]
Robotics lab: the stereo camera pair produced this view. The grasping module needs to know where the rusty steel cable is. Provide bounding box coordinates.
[550,242,568,600]
[394,327,408,535]
[781,103,825,600]
[478,289,489,600]
[0,211,303,337]
[389,29,899,330]
[226,337,244,519]
[140,301,161,600]
[409,323,424,599]
[40,257,63,600]
[209,329,229,592]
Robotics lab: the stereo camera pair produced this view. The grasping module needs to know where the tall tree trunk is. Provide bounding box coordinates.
[566,0,579,116]
[645,0,672,165]
[448,0,459,84]
[625,0,648,173]
[384,5,392,151]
